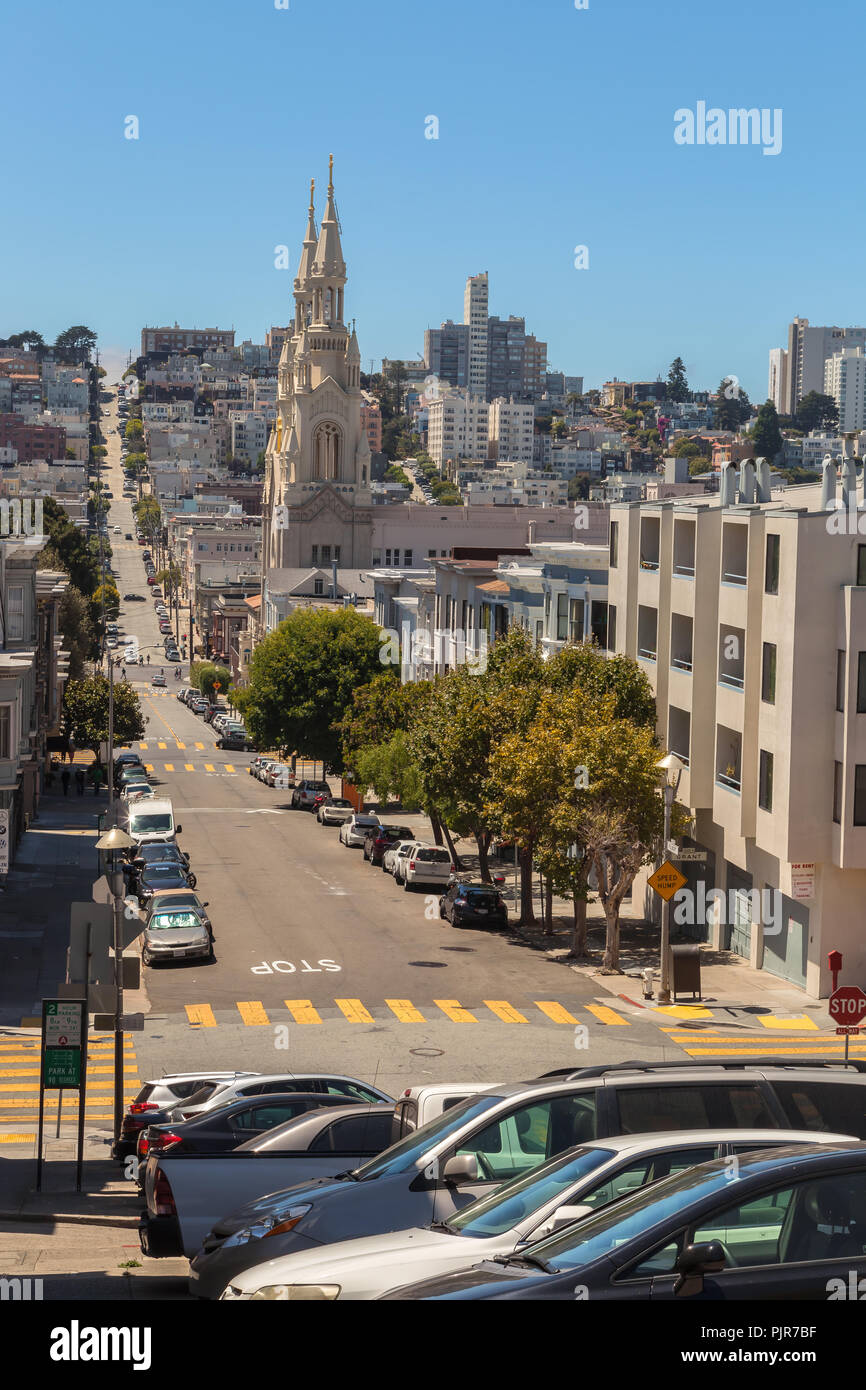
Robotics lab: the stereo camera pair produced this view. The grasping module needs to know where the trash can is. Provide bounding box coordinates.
[671,944,702,1001]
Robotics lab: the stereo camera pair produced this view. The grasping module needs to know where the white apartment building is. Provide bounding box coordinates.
[608,455,866,997]
[488,397,534,463]
[463,272,489,398]
[41,364,89,413]
[770,318,866,416]
[229,411,269,465]
[141,401,193,424]
[824,347,866,433]
[427,390,489,468]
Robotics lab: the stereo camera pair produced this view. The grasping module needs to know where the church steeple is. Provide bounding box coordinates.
[311,155,346,326]
[296,179,317,286]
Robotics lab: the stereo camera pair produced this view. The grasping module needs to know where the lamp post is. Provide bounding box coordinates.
[655,752,685,1004]
[95,824,135,1141]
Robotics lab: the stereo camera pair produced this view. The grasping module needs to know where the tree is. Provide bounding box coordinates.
[38,497,100,596]
[666,357,691,403]
[242,608,385,770]
[125,419,144,442]
[64,673,145,760]
[354,731,423,811]
[567,474,591,501]
[190,662,231,700]
[93,581,120,621]
[546,644,656,728]
[56,586,96,677]
[794,391,838,434]
[54,326,97,364]
[714,377,752,432]
[339,670,408,770]
[751,401,783,462]
[7,330,45,354]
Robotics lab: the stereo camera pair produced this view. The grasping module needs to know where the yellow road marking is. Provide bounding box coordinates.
[144,764,154,773]
[434,999,476,1023]
[185,763,194,771]
[585,1003,630,1026]
[386,999,425,1023]
[653,1004,714,1020]
[284,1000,322,1025]
[758,1014,818,1031]
[164,763,174,772]
[484,1000,528,1023]
[0,1134,35,1143]
[176,742,186,750]
[224,765,235,773]
[679,1045,861,1056]
[335,999,374,1023]
[139,742,148,751]
[195,743,204,750]
[204,764,215,773]
[534,1002,579,1024]
[157,742,167,750]
[237,1002,270,1026]
[0,1099,137,1109]
[185,1004,216,1027]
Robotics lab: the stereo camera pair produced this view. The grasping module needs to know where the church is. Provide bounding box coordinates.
[260,160,591,634]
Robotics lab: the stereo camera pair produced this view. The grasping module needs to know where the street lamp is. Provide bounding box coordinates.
[655,752,685,1004]
[95,825,135,1141]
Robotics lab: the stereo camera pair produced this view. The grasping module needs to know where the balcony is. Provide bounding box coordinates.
[715,725,742,794]
[721,523,748,586]
[639,515,660,572]
[670,613,693,673]
[637,604,658,662]
[673,518,696,577]
[668,706,691,767]
[718,624,745,690]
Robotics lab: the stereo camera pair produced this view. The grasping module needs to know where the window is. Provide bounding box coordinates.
[607,604,617,651]
[758,750,773,812]
[404,550,413,567]
[334,546,341,564]
[385,549,392,566]
[615,1083,774,1133]
[556,593,568,641]
[314,577,324,596]
[454,1093,598,1183]
[765,533,780,594]
[834,761,843,824]
[311,546,319,566]
[761,643,776,703]
[773,1080,866,1139]
[580,1146,719,1213]
[609,521,618,568]
[229,1101,304,1131]
[858,654,866,713]
[321,545,331,564]
[859,545,866,588]
[310,1112,394,1153]
[7,585,24,641]
[855,766,866,825]
[0,706,9,759]
[428,549,436,558]
[838,650,847,712]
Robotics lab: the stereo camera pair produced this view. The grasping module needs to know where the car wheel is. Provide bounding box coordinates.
[142,950,151,966]
[403,877,411,891]
[188,874,197,889]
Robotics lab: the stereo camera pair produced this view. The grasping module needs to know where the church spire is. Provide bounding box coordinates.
[295,178,318,288]
[313,153,346,282]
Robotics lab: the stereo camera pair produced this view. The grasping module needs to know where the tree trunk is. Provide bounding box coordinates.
[601,900,620,972]
[430,815,444,847]
[476,830,492,884]
[544,878,554,936]
[518,846,535,926]
[571,891,587,957]
[440,821,464,871]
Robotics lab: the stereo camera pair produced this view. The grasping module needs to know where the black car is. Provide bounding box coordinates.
[382,1142,866,1301]
[135,861,194,905]
[140,1092,361,1160]
[440,882,508,927]
[123,592,145,601]
[126,841,193,879]
[363,825,415,865]
[113,752,145,788]
[216,729,253,751]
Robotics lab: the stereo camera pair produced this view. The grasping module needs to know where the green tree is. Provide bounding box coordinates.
[666,356,691,403]
[794,391,838,434]
[93,581,120,621]
[54,326,97,364]
[751,400,784,462]
[7,330,45,353]
[190,662,231,700]
[64,673,145,760]
[567,473,591,501]
[125,418,144,442]
[242,608,386,770]
[339,669,407,770]
[38,497,100,596]
[715,377,752,431]
[56,586,96,677]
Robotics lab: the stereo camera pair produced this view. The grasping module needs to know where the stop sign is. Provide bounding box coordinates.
[829,986,866,1025]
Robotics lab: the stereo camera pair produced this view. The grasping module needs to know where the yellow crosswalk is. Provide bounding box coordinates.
[174,998,622,1029]
[0,1035,140,1142]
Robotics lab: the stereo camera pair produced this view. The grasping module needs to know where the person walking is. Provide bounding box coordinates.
[92,763,104,796]
[61,766,71,796]
[75,767,85,796]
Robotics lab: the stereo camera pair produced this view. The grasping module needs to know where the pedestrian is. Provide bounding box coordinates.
[92,763,103,796]
[75,767,85,796]
[61,767,71,796]
[146,653,150,664]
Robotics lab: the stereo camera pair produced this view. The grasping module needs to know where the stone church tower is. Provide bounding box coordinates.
[262,158,373,577]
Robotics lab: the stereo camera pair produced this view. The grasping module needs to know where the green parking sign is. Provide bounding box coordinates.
[43,1048,81,1088]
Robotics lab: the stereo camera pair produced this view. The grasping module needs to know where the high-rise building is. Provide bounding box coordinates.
[488,397,534,463]
[825,347,866,432]
[523,334,548,400]
[427,390,489,469]
[767,347,788,414]
[424,320,469,388]
[769,318,866,416]
[463,272,489,397]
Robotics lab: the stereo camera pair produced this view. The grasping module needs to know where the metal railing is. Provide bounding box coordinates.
[722,570,747,586]
[671,656,693,672]
[718,671,745,690]
[716,770,742,792]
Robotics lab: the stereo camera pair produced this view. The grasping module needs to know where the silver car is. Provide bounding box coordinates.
[317,798,355,825]
[142,906,213,966]
[169,1073,395,1122]
[339,812,381,847]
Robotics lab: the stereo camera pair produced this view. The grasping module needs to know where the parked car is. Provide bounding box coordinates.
[382,1140,866,1301]
[257,759,284,784]
[123,784,155,806]
[217,1125,854,1301]
[140,1093,363,1157]
[339,812,381,847]
[115,1071,258,1160]
[401,845,453,891]
[291,779,332,810]
[218,728,253,752]
[363,825,415,865]
[136,861,195,906]
[248,756,268,778]
[114,752,144,784]
[142,905,213,967]
[123,592,145,601]
[440,882,509,928]
[384,839,416,878]
[128,840,192,876]
[317,798,354,825]
[172,1073,395,1124]
[177,688,191,703]
[232,1103,395,1157]
[125,798,180,847]
[181,1059,866,1297]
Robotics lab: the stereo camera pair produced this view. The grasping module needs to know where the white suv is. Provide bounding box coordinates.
[387,840,418,881]
[339,812,381,847]
[401,844,453,891]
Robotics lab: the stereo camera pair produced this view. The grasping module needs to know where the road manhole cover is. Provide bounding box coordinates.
[410,1047,445,1057]
[408,961,447,967]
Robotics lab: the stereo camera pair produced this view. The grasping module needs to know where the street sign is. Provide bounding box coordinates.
[673,849,707,862]
[829,986,866,1027]
[836,1026,862,1036]
[791,863,815,899]
[648,860,688,902]
[38,998,88,1192]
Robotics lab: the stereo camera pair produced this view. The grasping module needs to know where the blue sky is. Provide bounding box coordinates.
[1,0,862,400]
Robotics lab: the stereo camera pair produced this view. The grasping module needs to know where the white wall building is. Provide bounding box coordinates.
[463,272,489,398]
[824,348,866,433]
[427,390,489,468]
[488,397,534,463]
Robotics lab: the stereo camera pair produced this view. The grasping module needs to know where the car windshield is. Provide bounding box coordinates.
[450,1146,615,1238]
[144,865,185,882]
[352,1094,503,1181]
[416,848,451,862]
[149,912,201,931]
[131,814,172,832]
[150,895,199,913]
[523,1159,741,1272]
[355,818,378,827]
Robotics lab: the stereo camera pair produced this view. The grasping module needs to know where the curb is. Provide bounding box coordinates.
[0,1210,139,1228]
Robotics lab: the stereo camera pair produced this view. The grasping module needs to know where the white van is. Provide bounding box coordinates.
[126,797,181,846]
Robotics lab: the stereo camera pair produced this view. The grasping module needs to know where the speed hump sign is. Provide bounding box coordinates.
[648,860,688,903]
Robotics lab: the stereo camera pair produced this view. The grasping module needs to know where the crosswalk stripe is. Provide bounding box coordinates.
[176,742,186,750]
[204,764,215,773]
[679,1044,862,1057]
[585,1003,630,1026]
[434,999,476,1023]
[144,764,154,772]
[139,742,148,750]
[164,763,175,772]
[158,742,167,750]
[534,1002,579,1024]
[653,1004,714,1020]
[237,1002,270,1026]
[224,765,235,773]
[0,1099,137,1109]
[185,1004,216,1027]
[184,764,194,771]
[195,742,204,750]
[386,999,425,1023]
[335,999,374,1023]
[757,1014,819,1031]
[0,1134,35,1143]
[484,1000,528,1023]
[284,1000,322,1024]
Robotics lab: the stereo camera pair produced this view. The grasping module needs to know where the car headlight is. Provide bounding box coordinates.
[221,1204,312,1247]
[221,1284,340,1301]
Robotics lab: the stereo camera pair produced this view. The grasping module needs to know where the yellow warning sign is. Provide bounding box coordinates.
[648,860,688,902]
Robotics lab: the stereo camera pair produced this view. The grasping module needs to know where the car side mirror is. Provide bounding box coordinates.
[175,825,182,835]
[441,1153,479,1184]
[674,1240,726,1297]
[533,1202,594,1237]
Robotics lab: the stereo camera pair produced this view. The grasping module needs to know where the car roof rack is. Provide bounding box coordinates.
[534,1057,866,1081]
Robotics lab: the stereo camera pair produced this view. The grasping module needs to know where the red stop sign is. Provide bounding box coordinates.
[829,986,866,1025]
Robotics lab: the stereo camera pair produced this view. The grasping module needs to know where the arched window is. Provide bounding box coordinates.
[314,422,341,480]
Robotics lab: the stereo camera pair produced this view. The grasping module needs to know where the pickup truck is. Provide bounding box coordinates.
[139,1082,500,1259]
